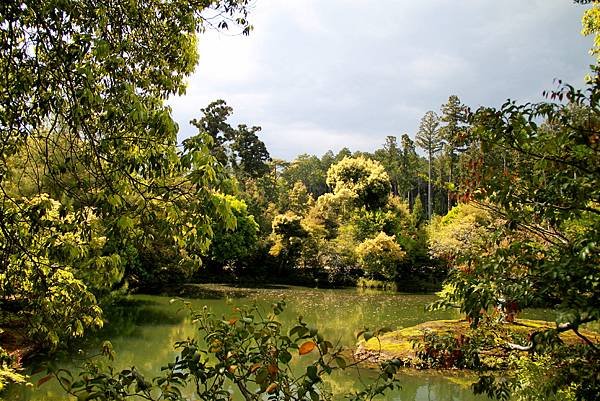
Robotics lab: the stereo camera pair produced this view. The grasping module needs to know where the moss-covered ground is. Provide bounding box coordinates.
[354,318,600,368]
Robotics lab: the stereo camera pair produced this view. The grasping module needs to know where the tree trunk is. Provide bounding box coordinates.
[427,149,432,220]
[447,158,452,213]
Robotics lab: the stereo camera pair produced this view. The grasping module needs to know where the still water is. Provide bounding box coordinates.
[9,284,545,400]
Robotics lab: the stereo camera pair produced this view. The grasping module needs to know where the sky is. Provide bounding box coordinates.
[169,0,595,161]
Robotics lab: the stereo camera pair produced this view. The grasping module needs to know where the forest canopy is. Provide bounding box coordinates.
[0,1,599,401]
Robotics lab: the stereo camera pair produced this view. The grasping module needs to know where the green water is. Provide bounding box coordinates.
[9,284,550,400]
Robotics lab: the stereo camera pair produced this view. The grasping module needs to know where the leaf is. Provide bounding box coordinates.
[306,365,318,381]
[335,356,347,369]
[37,374,54,387]
[299,341,316,355]
[266,382,278,394]
[267,364,278,376]
[278,350,292,364]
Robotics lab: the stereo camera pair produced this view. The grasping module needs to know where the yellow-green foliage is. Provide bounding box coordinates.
[356,277,398,291]
[362,319,600,365]
[509,354,578,401]
[427,203,493,263]
[286,181,315,215]
[0,346,27,393]
[268,212,308,268]
[582,4,600,60]
[326,156,391,210]
[355,232,407,280]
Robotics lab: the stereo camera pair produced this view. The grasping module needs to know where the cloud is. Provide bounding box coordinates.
[171,0,595,160]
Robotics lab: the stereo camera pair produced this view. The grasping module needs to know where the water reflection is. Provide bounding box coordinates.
[9,285,498,400]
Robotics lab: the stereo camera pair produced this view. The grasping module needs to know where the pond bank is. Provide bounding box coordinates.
[355,318,600,369]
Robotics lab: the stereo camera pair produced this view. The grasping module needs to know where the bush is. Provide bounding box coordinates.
[355,232,407,280]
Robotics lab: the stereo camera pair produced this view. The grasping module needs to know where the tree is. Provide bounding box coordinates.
[190,100,236,165]
[355,232,407,281]
[437,76,600,401]
[280,154,328,197]
[0,0,251,377]
[269,212,309,271]
[326,157,391,210]
[209,194,259,267]
[191,100,271,179]
[285,181,315,215]
[415,111,443,220]
[440,95,470,212]
[374,136,402,196]
[230,124,271,178]
[400,134,420,208]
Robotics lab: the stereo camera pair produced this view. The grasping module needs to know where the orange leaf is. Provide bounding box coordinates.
[228,318,238,325]
[298,341,316,356]
[267,364,278,376]
[228,365,238,373]
[249,363,262,373]
[37,374,53,387]
[266,382,278,394]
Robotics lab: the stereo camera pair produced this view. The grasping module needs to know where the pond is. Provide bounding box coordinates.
[7,284,552,400]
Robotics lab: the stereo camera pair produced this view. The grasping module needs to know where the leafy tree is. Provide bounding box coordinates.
[280,154,328,197]
[374,136,403,196]
[440,95,470,212]
[0,0,251,377]
[209,194,259,266]
[190,100,236,165]
[191,101,271,179]
[355,232,407,281]
[229,124,271,179]
[427,203,493,264]
[410,196,425,227]
[326,157,391,210]
[269,212,309,271]
[415,111,443,220]
[437,73,600,401]
[285,181,315,215]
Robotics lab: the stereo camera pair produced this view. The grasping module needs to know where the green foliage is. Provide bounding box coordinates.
[280,154,329,198]
[0,346,27,393]
[411,197,425,227]
[427,203,494,264]
[355,232,407,280]
[0,0,251,360]
[0,194,105,347]
[209,194,259,265]
[50,303,401,401]
[326,156,391,210]
[416,111,443,220]
[191,100,271,179]
[508,355,578,401]
[434,64,600,401]
[269,212,309,270]
[285,182,315,216]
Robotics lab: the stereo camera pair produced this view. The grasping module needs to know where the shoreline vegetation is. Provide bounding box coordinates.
[355,319,600,368]
[1,1,599,399]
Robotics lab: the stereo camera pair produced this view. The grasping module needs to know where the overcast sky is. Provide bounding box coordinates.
[169,0,595,161]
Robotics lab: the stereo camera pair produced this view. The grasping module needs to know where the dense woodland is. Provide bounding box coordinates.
[0,1,599,400]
